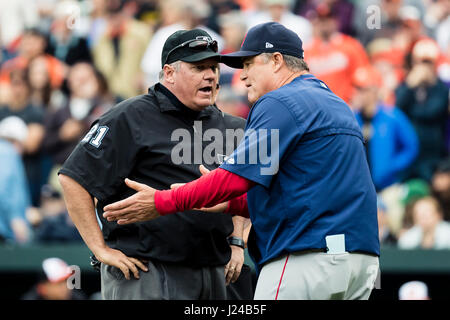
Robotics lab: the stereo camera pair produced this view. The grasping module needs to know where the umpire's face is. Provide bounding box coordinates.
[168,58,219,111]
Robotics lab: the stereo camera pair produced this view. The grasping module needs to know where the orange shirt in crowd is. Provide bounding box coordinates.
[304,33,370,103]
[234,0,258,11]
[0,54,65,89]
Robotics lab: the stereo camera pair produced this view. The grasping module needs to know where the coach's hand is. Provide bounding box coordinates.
[103,178,160,224]
[94,246,148,280]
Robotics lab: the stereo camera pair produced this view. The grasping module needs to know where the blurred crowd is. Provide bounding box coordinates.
[0,0,450,253]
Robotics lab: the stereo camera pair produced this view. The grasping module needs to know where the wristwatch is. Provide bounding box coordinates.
[227,236,245,249]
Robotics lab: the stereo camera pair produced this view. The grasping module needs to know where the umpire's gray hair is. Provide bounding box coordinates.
[159,60,182,81]
[260,52,310,72]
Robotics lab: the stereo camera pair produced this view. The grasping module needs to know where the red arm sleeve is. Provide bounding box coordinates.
[225,193,249,217]
[154,168,254,218]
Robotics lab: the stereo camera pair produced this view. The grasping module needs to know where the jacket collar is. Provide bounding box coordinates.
[149,83,214,119]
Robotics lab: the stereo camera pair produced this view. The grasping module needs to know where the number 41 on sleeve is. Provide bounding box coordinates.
[82,123,109,148]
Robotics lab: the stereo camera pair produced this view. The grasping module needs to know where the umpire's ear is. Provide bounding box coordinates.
[162,63,176,84]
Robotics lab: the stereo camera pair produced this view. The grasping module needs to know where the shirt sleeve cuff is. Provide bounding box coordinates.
[154,190,178,216]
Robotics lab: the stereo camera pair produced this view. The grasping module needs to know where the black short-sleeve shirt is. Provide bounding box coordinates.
[59,84,246,267]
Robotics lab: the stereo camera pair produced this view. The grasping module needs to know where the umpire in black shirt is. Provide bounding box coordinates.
[58,29,249,299]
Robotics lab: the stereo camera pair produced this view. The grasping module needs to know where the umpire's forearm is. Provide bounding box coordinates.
[231,215,251,245]
[231,216,246,239]
[58,174,107,255]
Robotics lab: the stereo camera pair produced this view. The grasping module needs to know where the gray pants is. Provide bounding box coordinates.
[101,260,227,300]
[254,252,379,300]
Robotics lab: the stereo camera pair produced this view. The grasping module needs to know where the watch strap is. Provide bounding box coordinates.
[227,236,245,249]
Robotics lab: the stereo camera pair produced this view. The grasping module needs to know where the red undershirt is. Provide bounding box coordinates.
[154,168,254,218]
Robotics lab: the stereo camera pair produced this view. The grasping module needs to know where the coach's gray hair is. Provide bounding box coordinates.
[159,60,182,81]
[260,52,310,72]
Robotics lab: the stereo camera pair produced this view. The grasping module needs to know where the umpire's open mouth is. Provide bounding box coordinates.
[199,85,213,93]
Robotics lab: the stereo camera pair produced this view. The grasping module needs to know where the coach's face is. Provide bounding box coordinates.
[240,55,275,104]
[171,58,219,111]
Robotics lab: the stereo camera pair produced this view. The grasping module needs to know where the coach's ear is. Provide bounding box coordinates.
[272,52,284,73]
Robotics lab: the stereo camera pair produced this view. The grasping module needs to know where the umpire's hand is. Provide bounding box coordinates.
[225,245,244,285]
[103,179,160,224]
[95,246,148,280]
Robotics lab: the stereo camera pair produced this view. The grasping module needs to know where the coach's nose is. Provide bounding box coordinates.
[240,69,247,82]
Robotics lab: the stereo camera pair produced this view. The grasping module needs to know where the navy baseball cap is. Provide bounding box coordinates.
[221,22,304,68]
[161,29,220,67]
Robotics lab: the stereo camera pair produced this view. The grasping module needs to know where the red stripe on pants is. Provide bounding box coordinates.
[275,254,290,300]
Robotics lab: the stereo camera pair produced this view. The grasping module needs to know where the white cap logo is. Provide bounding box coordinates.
[224,155,235,165]
[42,257,72,283]
[265,42,274,48]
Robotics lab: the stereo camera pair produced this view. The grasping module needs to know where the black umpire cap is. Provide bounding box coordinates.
[221,22,304,69]
[161,29,220,68]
